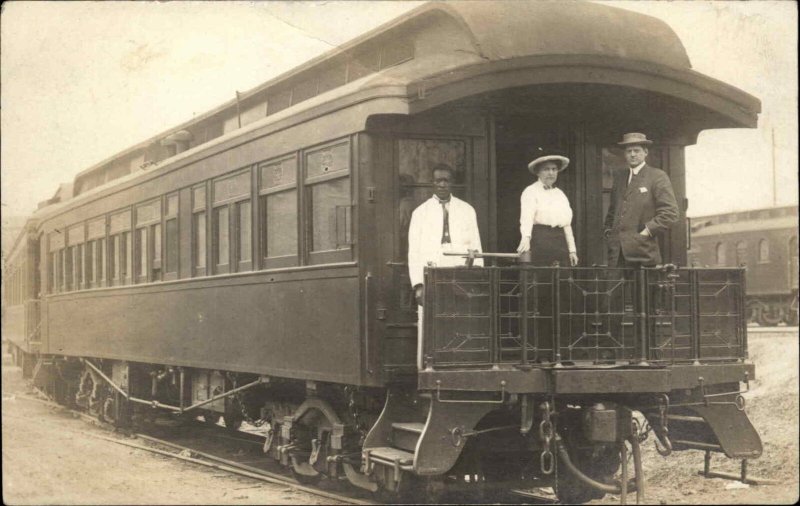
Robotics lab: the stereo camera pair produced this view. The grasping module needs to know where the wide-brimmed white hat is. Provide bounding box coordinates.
[527,147,569,174]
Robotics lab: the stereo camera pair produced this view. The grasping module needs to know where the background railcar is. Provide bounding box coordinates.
[689,205,798,325]
[2,218,40,375]
[3,2,767,503]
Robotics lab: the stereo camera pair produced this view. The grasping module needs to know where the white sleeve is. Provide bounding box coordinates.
[407,208,424,287]
[564,225,577,254]
[469,206,484,267]
[519,186,535,238]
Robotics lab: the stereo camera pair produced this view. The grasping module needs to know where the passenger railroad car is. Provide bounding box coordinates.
[3,2,765,503]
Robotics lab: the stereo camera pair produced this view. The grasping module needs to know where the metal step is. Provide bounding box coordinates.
[667,414,706,423]
[392,422,425,434]
[391,422,425,452]
[367,446,415,467]
[672,439,723,452]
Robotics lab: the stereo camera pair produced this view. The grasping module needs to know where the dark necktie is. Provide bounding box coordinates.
[441,202,451,244]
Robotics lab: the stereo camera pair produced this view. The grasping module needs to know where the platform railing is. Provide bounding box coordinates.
[422,262,746,370]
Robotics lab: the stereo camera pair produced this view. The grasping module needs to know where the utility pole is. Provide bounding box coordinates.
[771,127,777,207]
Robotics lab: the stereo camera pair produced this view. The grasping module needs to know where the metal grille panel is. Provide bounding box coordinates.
[424,266,746,369]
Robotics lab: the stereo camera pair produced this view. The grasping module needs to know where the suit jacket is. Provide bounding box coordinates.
[604,164,678,266]
[408,196,483,287]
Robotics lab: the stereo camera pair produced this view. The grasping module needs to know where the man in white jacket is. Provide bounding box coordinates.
[407,164,483,368]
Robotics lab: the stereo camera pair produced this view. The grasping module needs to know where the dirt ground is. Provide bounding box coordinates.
[2,332,797,505]
[1,358,343,505]
[590,331,799,505]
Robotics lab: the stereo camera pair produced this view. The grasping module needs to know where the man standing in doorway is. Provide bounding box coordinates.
[408,163,483,369]
[604,133,679,267]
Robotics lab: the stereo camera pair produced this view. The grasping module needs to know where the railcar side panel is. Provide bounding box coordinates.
[2,305,25,349]
[44,269,362,384]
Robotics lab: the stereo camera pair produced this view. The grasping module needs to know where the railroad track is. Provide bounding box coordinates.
[19,387,556,505]
[20,388,372,505]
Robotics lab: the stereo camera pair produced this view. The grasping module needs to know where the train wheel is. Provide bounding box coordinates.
[757,306,783,326]
[290,465,322,486]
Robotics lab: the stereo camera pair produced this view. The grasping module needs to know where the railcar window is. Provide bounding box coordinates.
[758,239,770,263]
[84,244,94,286]
[86,217,106,288]
[310,179,351,250]
[267,89,292,115]
[136,199,162,283]
[716,242,727,266]
[47,253,54,293]
[153,223,162,276]
[381,38,414,68]
[56,253,62,293]
[348,47,380,82]
[123,231,132,283]
[735,241,748,266]
[97,239,106,286]
[305,140,353,264]
[236,201,252,270]
[214,206,230,273]
[136,228,149,280]
[194,212,207,275]
[110,236,119,283]
[67,225,86,291]
[65,247,74,291]
[74,244,83,290]
[262,191,298,260]
[259,156,299,268]
[212,171,251,274]
[193,185,207,277]
[165,194,179,279]
[109,210,132,286]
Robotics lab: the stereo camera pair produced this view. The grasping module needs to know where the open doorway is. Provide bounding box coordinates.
[494,118,576,255]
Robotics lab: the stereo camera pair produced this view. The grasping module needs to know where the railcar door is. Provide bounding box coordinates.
[383,137,471,373]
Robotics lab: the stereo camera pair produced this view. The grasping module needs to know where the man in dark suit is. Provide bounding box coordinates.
[604,133,679,267]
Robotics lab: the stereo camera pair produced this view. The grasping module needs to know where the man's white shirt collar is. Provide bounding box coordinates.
[628,162,646,183]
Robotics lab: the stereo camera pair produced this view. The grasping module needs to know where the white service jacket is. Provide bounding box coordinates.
[407,196,483,287]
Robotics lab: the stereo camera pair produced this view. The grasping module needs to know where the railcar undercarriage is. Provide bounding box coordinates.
[26,359,762,504]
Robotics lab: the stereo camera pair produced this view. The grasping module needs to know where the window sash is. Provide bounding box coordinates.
[307,175,352,265]
[136,228,148,281]
[260,190,298,269]
[193,211,207,276]
[214,206,230,274]
[165,218,179,277]
[95,239,106,287]
[236,200,252,271]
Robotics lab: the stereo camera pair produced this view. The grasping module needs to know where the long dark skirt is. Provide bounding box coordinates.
[521,225,570,266]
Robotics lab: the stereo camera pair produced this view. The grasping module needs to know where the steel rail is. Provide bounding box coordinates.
[17,390,375,505]
[98,434,375,505]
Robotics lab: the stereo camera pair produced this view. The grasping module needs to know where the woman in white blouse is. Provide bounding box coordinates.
[516,148,579,266]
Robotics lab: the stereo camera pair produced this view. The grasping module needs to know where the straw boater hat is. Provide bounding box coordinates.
[527,147,570,174]
[617,132,654,146]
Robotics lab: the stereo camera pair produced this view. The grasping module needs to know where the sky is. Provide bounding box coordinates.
[1,0,797,221]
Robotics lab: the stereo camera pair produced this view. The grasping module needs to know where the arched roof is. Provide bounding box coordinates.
[56,1,759,215]
[431,1,691,69]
